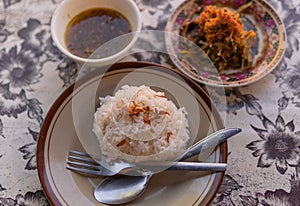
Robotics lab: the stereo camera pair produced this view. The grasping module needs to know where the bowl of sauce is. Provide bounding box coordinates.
[51,0,141,66]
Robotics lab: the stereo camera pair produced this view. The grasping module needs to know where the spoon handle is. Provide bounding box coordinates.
[169,162,227,171]
[178,128,241,161]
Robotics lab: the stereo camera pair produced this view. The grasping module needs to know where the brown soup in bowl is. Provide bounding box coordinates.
[65,8,132,58]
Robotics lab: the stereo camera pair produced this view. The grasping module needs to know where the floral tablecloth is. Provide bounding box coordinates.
[0,0,300,205]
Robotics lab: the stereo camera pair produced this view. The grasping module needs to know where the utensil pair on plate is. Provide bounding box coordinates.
[67,128,241,205]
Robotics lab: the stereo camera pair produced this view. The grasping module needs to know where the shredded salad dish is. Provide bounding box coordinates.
[179,4,256,72]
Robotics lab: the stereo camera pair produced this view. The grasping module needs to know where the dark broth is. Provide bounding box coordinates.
[65,8,132,58]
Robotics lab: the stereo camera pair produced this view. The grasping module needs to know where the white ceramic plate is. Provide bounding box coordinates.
[166,0,286,87]
[37,62,227,206]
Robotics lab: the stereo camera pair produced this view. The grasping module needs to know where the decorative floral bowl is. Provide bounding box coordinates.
[166,0,286,87]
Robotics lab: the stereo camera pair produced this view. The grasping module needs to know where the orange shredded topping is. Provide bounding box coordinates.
[194,6,255,46]
[166,132,173,143]
[180,5,256,71]
[116,139,126,147]
[126,101,168,124]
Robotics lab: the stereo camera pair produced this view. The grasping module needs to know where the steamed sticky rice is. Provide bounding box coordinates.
[93,85,190,163]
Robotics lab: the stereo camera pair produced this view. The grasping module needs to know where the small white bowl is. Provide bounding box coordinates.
[51,0,142,67]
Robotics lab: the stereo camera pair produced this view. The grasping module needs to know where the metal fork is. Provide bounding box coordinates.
[66,150,227,176]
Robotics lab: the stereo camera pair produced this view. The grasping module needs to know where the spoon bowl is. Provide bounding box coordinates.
[95,175,150,205]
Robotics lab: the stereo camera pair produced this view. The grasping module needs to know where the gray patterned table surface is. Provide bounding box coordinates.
[1,0,300,205]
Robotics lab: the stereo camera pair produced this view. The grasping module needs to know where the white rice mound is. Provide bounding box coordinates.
[93,85,190,163]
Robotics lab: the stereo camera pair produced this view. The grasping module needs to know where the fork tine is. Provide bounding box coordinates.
[67,160,101,170]
[68,154,99,165]
[66,165,102,176]
[66,150,103,177]
[68,150,100,165]
[67,150,118,177]
[69,150,92,157]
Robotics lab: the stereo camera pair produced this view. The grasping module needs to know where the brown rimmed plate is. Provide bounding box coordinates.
[37,62,227,206]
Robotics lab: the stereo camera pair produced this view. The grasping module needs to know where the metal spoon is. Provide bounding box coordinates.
[94,128,241,204]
